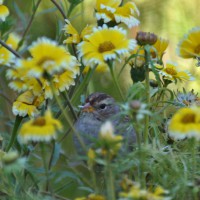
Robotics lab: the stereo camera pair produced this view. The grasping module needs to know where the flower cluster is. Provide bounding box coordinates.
[119,177,170,200]
[7,37,80,117]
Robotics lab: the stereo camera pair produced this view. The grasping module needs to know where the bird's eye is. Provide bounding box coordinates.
[99,103,106,109]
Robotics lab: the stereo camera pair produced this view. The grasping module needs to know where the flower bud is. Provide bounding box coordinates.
[129,100,141,110]
[136,31,157,46]
[2,151,19,164]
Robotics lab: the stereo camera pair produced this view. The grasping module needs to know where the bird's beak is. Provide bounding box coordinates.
[81,102,95,113]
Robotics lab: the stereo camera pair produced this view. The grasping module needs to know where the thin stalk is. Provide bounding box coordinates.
[144,46,151,144]
[191,138,197,200]
[62,92,77,120]
[48,140,55,170]
[0,39,21,58]
[49,79,87,152]
[50,0,67,19]
[89,165,99,194]
[105,154,115,200]
[71,66,97,104]
[40,143,50,192]
[109,63,125,102]
[16,0,42,50]
[6,116,23,152]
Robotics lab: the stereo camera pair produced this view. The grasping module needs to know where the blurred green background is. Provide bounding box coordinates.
[1,0,200,129]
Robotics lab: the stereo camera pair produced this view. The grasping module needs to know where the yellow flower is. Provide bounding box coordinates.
[63,20,94,44]
[120,183,147,199]
[120,180,170,200]
[114,2,140,28]
[152,37,169,59]
[95,0,139,28]
[42,67,79,99]
[0,0,9,21]
[78,25,136,66]
[75,194,105,200]
[19,110,62,143]
[177,27,200,58]
[0,33,20,65]
[12,90,44,117]
[159,61,192,83]
[168,107,200,140]
[6,59,41,93]
[28,37,79,77]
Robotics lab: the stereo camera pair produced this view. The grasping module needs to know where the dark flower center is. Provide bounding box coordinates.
[165,68,177,76]
[37,56,54,66]
[98,41,115,53]
[32,117,46,126]
[194,44,200,54]
[181,113,196,123]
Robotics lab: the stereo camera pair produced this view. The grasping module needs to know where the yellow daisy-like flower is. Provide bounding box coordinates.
[0,0,9,21]
[42,67,79,99]
[152,37,169,59]
[114,2,140,29]
[6,59,38,92]
[28,37,79,77]
[63,19,80,44]
[177,27,200,58]
[19,110,62,143]
[159,61,192,83]
[12,90,44,117]
[95,0,139,28]
[77,25,136,66]
[63,20,94,44]
[75,194,105,200]
[168,107,200,140]
[0,33,20,65]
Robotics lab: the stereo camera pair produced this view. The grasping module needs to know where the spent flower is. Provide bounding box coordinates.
[12,90,44,117]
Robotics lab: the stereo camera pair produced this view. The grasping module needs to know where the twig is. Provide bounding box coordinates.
[0,39,21,58]
[16,0,42,50]
[50,0,67,19]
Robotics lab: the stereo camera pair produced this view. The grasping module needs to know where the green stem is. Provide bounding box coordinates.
[50,0,67,19]
[144,45,151,144]
[71,66,96,104]
[89,165,99,194]
[0,39,21,58]
[109,63,125,102]
[6,116,23,152]
[50,79,87,153]
[40,143,50,192]
[62,92,77,120]
[105,154,115,200]
[16,0,42,51]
